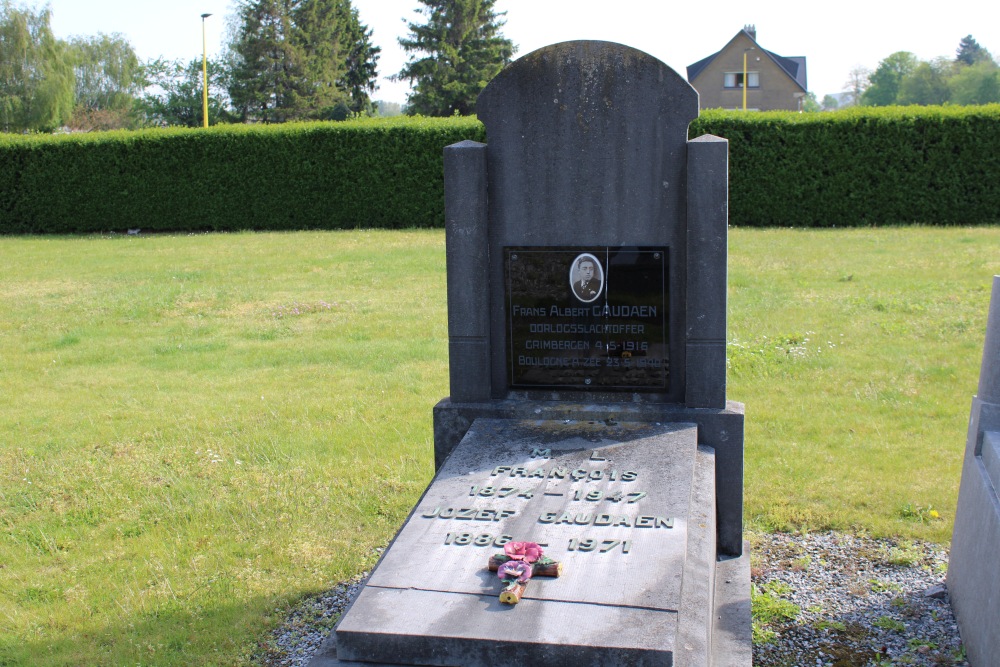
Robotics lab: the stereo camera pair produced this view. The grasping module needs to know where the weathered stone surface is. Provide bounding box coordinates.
[443,140,491,403]
[337,590,678,666]
[433,398,745,557]
[711,544,753,666]
[438,40,740,556]
[684,135,729,409]
[476,41,700,403]
[332,419,709,666]
[948,275,1000,667]
[982,430,1000,492]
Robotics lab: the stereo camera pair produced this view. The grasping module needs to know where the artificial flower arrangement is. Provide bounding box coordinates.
[488,541,563,604]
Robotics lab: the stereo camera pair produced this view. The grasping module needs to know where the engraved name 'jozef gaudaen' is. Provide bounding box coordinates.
[506,247,669,390]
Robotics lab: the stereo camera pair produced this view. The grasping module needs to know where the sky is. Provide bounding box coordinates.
[44,0,1000,105]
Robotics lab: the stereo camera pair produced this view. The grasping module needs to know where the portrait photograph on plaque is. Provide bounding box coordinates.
[569,253,604,303]
[506,246,669,390]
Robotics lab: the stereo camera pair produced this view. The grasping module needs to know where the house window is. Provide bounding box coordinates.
[724,71,759,88]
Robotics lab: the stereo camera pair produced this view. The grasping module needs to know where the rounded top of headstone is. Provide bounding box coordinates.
[478,40,698,130]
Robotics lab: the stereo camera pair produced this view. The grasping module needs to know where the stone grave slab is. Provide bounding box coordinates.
[333,418,713,666]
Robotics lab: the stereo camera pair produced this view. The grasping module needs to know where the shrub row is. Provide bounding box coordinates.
[0,116,485,234]
[692,105,1000,226]
[2,105,999,234]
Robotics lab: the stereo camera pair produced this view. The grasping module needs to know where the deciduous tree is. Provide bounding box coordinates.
[395,0,515,116]
[842,65,870,107]
[66,32,143,130]
[949,60,1000,105]
[138,57,233,127]
[898,59,952,106]
[861,51,917,106]
[0,1,74,132]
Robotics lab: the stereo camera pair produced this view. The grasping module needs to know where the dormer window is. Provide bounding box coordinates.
[724,71,759,88]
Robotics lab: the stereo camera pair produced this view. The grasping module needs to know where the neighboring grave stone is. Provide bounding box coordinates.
[948,275,1000,667]
[311,40,750,667]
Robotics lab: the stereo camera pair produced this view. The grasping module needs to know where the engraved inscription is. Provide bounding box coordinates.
[422,507,518,521]
[444,533,513,547]
[419,435,680,564]
[506,247,669,389]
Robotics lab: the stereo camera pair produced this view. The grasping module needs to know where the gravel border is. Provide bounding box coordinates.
[258,533,966,667]
[751,532,966,666]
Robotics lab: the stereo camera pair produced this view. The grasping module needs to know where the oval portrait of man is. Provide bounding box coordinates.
[569,253,604,303]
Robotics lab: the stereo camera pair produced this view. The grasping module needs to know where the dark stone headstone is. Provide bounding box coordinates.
[438,40,742,556]
[311,40,750,667]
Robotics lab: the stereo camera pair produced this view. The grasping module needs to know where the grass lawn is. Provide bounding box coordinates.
[1,227,998,666]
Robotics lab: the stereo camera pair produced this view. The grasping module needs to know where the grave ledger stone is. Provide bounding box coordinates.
[311,41,750,666]
[948,275,1000,667]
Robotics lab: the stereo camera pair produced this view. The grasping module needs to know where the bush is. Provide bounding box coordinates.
[0,116,485,234]
[691,105,1000,226]
[2,105,1000,234]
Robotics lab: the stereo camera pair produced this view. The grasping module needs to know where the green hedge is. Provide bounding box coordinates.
[0,116,485,234]
[2,105,1000,233]
[691,105,1000,226]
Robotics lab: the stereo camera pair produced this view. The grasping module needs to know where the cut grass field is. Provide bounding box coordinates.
[1,227,997,666]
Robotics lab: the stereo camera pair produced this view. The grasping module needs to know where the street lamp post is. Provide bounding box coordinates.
[742,48,755,111]
[201,13,212,128]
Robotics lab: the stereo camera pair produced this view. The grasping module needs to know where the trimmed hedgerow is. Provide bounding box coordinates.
[0,116,485,234]
[691,105,1000,226]
[2,105,1000,234]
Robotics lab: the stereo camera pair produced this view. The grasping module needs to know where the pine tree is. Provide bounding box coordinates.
[338,4,379,114]
[228,0,307,122]
[227,0,378,122]
[395,0,515,116]
[293,0,380,117]
[956,35,991,67]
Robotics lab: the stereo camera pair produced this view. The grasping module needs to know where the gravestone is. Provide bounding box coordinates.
[948,275,1000,667]
[311,40,750,666]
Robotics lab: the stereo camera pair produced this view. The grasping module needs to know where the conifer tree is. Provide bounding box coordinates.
[228,0,307,122]
[395,0,514,116]
[956,35,991,67]
[227,0,378,122]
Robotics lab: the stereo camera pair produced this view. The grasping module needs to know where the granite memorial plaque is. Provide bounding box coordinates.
[506,247,668,390]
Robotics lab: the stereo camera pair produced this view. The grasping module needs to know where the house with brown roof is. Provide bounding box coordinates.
[687,25,808,111]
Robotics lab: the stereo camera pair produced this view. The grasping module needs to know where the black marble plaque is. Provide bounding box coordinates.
[506,247,668,390]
